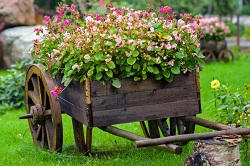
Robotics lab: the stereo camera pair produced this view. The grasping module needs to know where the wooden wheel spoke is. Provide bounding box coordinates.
[45,119,53,149]
[28,91,39,105]
[36,125,42,140]
[31,77,42,104]
[43,89,47,109]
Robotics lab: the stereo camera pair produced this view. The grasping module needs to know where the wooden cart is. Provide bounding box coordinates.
[19,64,249,154]
[200,39,234,62]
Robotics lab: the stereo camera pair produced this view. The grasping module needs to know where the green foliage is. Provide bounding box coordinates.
[240,5,250,15]
[242,26,250,38]
[0,60,34,111]
[212,83,250,128]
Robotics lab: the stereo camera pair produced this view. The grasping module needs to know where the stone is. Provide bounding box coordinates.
[0,0,35,31]
[0,26,43,68]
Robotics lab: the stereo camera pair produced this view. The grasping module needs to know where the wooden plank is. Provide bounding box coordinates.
[92,84,197,111]
[91,72,196,97]
[93,99,200,127]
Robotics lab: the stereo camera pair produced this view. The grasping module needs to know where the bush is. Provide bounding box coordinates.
[0,60,34,111]
[211,80,250,128]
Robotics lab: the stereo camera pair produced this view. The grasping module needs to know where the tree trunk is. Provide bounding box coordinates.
[184,138,241,166]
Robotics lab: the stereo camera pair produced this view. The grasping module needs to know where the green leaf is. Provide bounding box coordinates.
[106,70,113,78]
[96,64,105,73]
[165,74,173,83]
[171,66,180,74]
[217,105,228,110]
[127,57,136,65]
[153,67,159,75]
[163,71,170,78]
[112,78,121,88]
[155,74,163,80]
[142,74,147,80]
[176,52,184,58]
[87,69,94,76]
[134,76,141,81]
[152,22,161,28]
[94,52,105,61]
[125,66,131,72]
[107,61,116,69]
[129,45,135,51]
[95,72,103,81]
[133,63,140,70]
[147,66,154,73]
[132,50,139,57]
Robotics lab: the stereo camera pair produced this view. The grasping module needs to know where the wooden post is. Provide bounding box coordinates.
[236,14,240,49]
[100,126,182,154]
[72,118,87,153]
[85,78,92,153]
[135,128,250,147]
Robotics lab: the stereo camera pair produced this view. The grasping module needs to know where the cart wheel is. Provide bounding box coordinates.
[218,49,234,62]
[200,49,215,62]
[21,64,63,152]
[169,117,195,145]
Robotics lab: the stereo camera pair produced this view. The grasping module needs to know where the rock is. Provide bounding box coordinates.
[0,26,43,68]
[0,0,35,31]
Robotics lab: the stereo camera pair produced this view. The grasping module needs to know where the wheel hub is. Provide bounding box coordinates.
[30,104,44,125]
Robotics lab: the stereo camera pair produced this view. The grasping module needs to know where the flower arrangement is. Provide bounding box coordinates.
[33,4,203,88]
[200,17,231,41]
[211,80,250,128]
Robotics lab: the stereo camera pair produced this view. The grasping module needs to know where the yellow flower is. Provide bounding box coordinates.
[211,80,220,89]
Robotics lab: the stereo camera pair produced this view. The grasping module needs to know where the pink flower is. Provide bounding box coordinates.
[33,27,42,33]
[96,14,101,20]
[166,15,171,20]
[72,63,80,70]
[167,7,173,13]
[159,6,167,14]
[105,58,112,63]
[168,60,174,66]
[50,86,63,97]
[50,90,58,97]
[56,14,63,19]
[58,8,64,15]
[33,39,39,44]
[172,43,177,49]
[63,20,70,26]
[57,87,63,91]
[44,16,51,24]
[167,36,172,41]
[181,68,187,74]
[84,54,90,60]
[71,4,75,12]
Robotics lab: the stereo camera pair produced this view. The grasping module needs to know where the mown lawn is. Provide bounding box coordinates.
[0,57,249,166]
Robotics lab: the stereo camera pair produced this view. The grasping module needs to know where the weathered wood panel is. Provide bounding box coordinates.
[55,76,89,125]
[93,99,199,126]
[91,72,196,97]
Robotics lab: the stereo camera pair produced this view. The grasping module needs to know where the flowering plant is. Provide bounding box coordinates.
[200,17,231,41]
[211,80,250,128]
[33,4,203,88]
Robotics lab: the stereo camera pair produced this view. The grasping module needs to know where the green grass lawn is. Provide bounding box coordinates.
[0,58,249,166]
